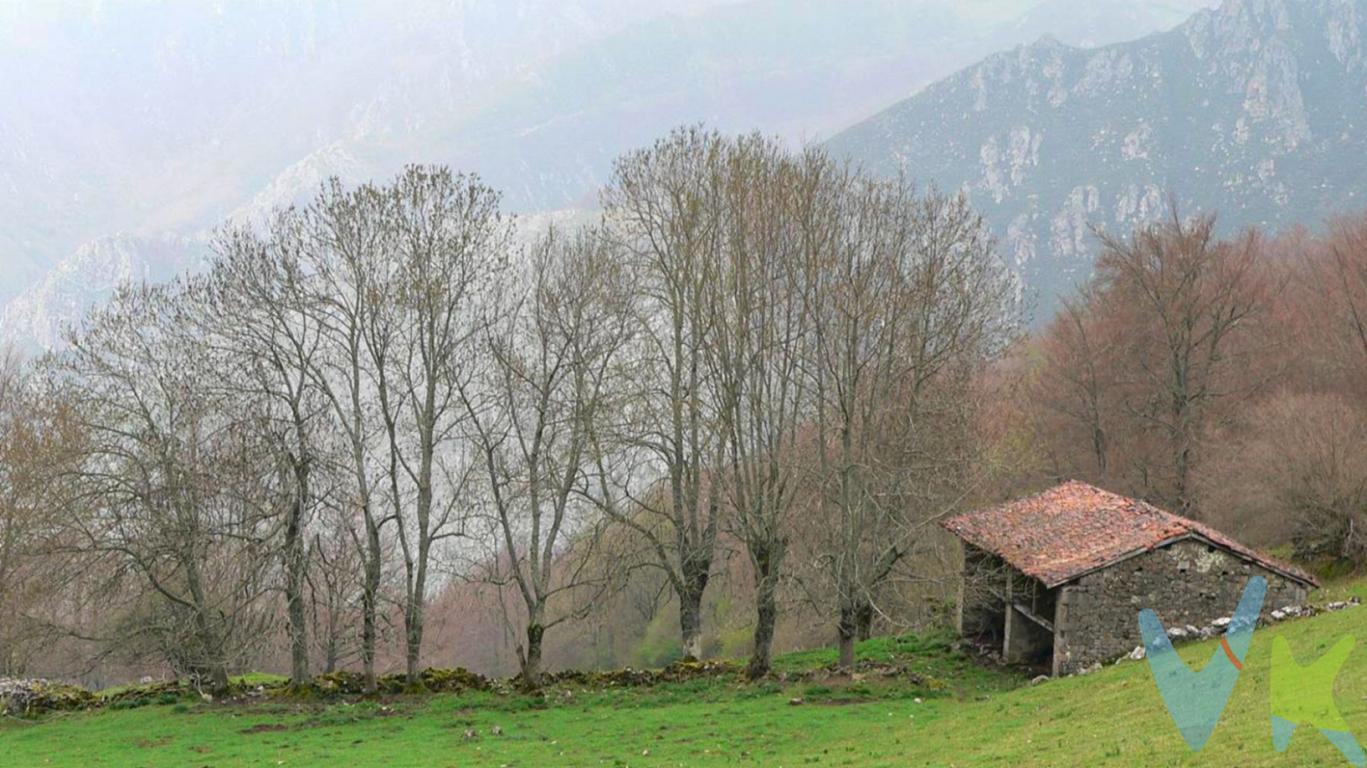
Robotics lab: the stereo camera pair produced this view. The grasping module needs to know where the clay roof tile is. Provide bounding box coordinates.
[941,481,1318,588]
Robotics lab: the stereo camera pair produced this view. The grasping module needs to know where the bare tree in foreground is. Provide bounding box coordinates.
[464,227,633,689]
[704,135,812,680]
[300,179,394,693]
[800,175,1014,669]
[599,126,727,660]
[51,285,277,695]
[198,217,326,687]
[376,167,511,685]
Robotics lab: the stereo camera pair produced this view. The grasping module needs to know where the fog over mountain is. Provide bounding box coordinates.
[0,0,1217,349]
[829,0,1367,317]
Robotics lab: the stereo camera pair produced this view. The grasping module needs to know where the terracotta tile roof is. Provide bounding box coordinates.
[941,481,1318,589]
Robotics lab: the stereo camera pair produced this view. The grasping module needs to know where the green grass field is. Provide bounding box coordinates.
[4,578,1366,767]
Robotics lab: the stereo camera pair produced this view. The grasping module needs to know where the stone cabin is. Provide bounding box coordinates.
[941,481,1318,676]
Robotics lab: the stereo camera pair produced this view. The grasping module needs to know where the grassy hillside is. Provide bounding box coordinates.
[3,579,1365,767]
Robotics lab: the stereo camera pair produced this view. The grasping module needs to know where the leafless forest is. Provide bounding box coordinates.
[1,126,1363,692]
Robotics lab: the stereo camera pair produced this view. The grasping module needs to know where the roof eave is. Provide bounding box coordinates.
[1042,532,1320,590]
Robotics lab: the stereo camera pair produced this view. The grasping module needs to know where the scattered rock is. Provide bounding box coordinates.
[0,678,96,717]
[239,723,289,735]
[1107,598,1363,667]
[313,667,490,696]
[542,659,741,688]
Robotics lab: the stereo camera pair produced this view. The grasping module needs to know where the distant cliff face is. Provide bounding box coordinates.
[827,0,1367,319]
[0,235,208,353]
[1,0,1220,351]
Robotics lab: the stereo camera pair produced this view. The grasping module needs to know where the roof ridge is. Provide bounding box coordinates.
[942,482,1318,588]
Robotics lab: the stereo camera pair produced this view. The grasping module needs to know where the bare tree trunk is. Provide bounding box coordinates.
[678,571,708,661]
[404,432,435,687]
[203,659,231,697]
[837,602,859,671]
[404,538,428,686]
[285,498,309,686]
[521,621,545,691]
[746,541,784,680]
[855,600,874,642]
[361,521,382,694]
[748,591,778,680]
[324,619,339,674]
[285,457,311,686]
[186,563,231,697]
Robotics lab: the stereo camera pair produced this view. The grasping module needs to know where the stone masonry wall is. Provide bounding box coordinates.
[1052,539,1309,675]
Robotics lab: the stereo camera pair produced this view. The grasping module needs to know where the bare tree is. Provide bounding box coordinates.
[195,215,327,687]
[599,126,727,660]
[1034,286,1115,481]
[0,350,81,675]
[1199,393,1367,565]
[49,284,277,695]
[705,134,812,680]
[800,172,1014,669]
[299,178,394,693]
[1094,205,1267,513]
[307,512,364,675]
[1311,216,1367,399]
[375,166,511,685]
[463,226,633,689]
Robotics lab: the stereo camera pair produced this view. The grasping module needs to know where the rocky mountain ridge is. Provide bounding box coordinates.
[0,0,1218,349]
[826,0,1367,317]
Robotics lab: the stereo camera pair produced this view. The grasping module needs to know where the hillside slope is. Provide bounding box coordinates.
[827,0,1367,317]
[3,579,1363,766]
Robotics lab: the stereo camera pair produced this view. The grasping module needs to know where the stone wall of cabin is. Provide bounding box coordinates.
[1052,539,1310,675]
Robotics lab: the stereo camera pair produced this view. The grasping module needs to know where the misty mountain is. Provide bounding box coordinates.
[827,0,1367,318]
[1,0,1215,349]
[0,0,693,294]
[0,235,209,351]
